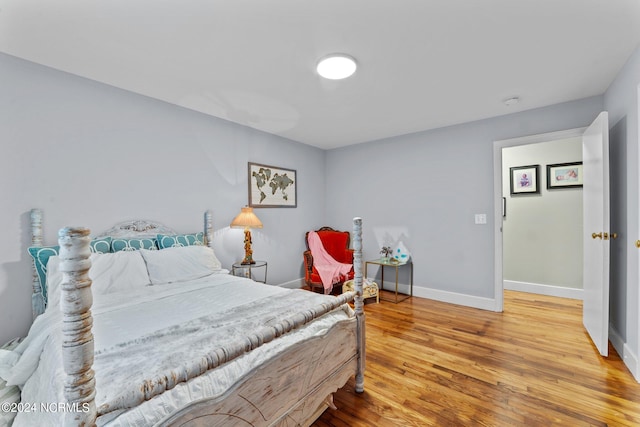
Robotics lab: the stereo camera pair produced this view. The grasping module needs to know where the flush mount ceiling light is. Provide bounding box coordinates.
[503,96,520,106]
[316,54,357,80]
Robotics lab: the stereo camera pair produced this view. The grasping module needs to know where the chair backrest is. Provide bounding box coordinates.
[305,227,351,261]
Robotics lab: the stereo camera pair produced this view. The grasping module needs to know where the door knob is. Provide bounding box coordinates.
[611,233,618,240]
[636,240,640,248]
[592,232,603,239]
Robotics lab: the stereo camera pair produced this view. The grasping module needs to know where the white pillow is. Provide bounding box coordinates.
[140,245,222,284]
[46,251,151,309]
[89,251,151,293]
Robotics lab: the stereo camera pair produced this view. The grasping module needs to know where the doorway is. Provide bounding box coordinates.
[494,113,613,358]
[501,138,584,299]
[492,127,586,312]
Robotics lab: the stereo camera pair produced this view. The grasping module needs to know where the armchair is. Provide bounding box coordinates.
[304,226,354,294]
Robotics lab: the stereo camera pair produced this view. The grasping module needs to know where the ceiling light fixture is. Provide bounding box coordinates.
[503,96,520,106]
[316,54,357,80]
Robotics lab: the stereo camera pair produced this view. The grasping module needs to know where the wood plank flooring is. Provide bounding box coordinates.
[313,290,640,426]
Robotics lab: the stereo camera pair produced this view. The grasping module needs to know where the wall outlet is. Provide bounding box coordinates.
[475,214,487,224]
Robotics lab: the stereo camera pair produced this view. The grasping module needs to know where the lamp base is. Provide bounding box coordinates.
[242,229,254,265]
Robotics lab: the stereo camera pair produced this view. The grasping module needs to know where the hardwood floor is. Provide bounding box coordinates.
[313,290,640,426]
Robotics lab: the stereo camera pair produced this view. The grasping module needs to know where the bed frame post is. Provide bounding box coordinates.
[352,217,365,393]
[58,227,97,427]
[204,210,213,249]
[30,208,46,319]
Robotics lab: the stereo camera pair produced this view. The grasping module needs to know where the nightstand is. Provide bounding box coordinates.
[365,259,413,303]
[232,260,267,283]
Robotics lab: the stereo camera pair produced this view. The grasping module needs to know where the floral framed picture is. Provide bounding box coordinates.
[510,165,540,195]
[248,162,297,208]
[547,162,583,189]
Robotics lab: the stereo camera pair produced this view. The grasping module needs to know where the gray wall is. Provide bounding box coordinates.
[604,46,640,370]
[0,53,326,344]
[502,138,583,291]
[325,97,603,307]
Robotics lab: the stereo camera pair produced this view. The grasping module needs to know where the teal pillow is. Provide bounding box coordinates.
[157,233,204,249]
[27,237,112,303]
[27,246,59,302]
[90,237,112,254]
[111,238,158,252]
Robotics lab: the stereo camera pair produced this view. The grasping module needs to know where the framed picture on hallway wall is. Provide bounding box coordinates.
[248,162,297,208]
[547,162,583,189]
[510,164,540,195]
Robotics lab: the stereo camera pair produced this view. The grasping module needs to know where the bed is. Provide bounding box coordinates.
[0,209,365,426]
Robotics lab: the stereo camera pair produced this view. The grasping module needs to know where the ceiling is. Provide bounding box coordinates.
[1,1,639,150]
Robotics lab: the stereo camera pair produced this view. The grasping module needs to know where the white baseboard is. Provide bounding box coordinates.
[377,279,412,296]
[504,280,583,300]
[280,279,496,312]
[278,278,305,289]
[412,285,498,311]
[609,327,639,382]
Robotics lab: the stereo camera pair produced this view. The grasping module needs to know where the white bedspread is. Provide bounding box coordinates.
[0,273,352,426]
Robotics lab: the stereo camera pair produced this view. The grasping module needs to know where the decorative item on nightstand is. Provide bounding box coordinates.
[380,246,392,262]
[230,206,263,265]
[392,241,411,264]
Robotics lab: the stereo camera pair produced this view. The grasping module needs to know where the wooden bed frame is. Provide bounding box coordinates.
[28,209,365,426]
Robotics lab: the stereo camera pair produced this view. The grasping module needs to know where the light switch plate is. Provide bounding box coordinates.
[475,214,487,224]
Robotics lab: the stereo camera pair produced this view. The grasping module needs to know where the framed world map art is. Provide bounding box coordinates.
[248,162,297,208]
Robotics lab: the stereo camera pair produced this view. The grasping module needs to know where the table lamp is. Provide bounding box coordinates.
[230,206,263,264]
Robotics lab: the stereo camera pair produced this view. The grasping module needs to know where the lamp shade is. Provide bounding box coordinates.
[230,206,263,229]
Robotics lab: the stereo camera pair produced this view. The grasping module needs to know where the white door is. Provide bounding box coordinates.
[637,84,640,376]
[582,111,610,357]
